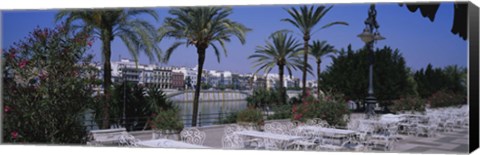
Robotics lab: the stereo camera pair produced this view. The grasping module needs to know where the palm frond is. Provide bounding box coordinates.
[164,41,186,63]
[320,21,349,29]
[160,7,251,67]
[210,43,222,63]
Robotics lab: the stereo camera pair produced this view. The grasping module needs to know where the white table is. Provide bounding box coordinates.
[234,130,303,141]
[381,114,405,122]
[297,126,357,136]
[360,120,397,126]
[136,139,211,149]
[234,130,303,149]
[88,128,133,145]
[296,126,357,146]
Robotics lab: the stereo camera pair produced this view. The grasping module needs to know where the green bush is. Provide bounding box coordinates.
[429,90,465,108]
[391,96,425,113]
[246,88,282,109]
[150,109,184,132]
[2,26,97,144]
[267,104,292,120]
[292,92,350,127]
[236,108,264,127]
[217,112,238,124]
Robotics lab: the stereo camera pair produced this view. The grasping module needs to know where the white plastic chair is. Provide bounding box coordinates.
[180,128,206,145]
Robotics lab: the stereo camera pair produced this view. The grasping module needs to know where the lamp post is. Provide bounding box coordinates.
[121,64,127,128]
[357,4,385,119]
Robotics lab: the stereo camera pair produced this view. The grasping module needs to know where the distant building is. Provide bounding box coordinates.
[284,76,299,88]
[207,70,233,88]
[140,65,172,89]
[172,66,198,89]
[264,73,299,89]
[104,59,287,91]
[266,74,279,89]
[253,75,267,89]
[171,72,185,90]
[300,80,318,88]
[232,73,251,90]
[207,70,221,88]
[111,59,173,90]
[111,58,141,83]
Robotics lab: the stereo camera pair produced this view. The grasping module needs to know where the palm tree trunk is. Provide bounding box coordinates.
[302,35,310,97]
[279,64,286,105]
[101,27,113,129]
[317,61,321,101]
[192,47,206,127]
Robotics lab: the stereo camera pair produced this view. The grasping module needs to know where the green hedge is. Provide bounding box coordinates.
[391,96,426,113]
[429,90,465,108]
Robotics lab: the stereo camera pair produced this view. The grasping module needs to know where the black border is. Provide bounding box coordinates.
[468,1,479,153]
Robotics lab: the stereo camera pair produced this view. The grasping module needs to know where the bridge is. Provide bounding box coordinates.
[164,89,302,102]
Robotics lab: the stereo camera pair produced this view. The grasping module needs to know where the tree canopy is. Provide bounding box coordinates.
[321,45,414,107]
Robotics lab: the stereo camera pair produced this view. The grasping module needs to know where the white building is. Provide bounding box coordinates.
[172,66,198,89]
[207,70,233,88]
[265,73,298,89]
[111,59,172,89]
[140,65,172,89]
[111,59,143,83]
[299,80,318,88]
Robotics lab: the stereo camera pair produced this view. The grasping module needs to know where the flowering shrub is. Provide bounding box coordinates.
[428,90,465,108]
[292,90,349,127]
[2,25,97,143]
[391,96,426,113]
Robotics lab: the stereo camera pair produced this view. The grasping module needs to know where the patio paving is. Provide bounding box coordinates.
[392,127,469,154]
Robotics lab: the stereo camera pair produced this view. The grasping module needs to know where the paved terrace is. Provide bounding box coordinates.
[129,114,469,154]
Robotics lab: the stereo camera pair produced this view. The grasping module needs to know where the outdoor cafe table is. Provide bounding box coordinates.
[136,138,211,149]
[399,114,429,124]
[233,130,304,149]
[297,126,357,136]
[381,114,406,122]
[360,120,398,126]
[296,126,357,145]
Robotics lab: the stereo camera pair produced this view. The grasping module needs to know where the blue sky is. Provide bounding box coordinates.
[2,2,467,80]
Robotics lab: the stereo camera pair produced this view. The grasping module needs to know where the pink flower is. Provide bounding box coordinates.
[4,106,11,113]
[19,60,28,68]
[294,113,303,120]
[87,41,93,47]
[11,131,18,139]
[294,114,300,120]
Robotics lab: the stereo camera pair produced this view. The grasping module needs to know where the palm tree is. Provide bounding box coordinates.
[282,5,348,97]
[55,9,161,129]
[248,31,303,105]
[309,40,336,100]
[158,7,251,127]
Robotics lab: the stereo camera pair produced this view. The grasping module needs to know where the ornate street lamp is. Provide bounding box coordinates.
[121,64,127,128]
[357,4,385,119]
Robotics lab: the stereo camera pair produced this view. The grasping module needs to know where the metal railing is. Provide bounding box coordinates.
[83,111,288,131]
